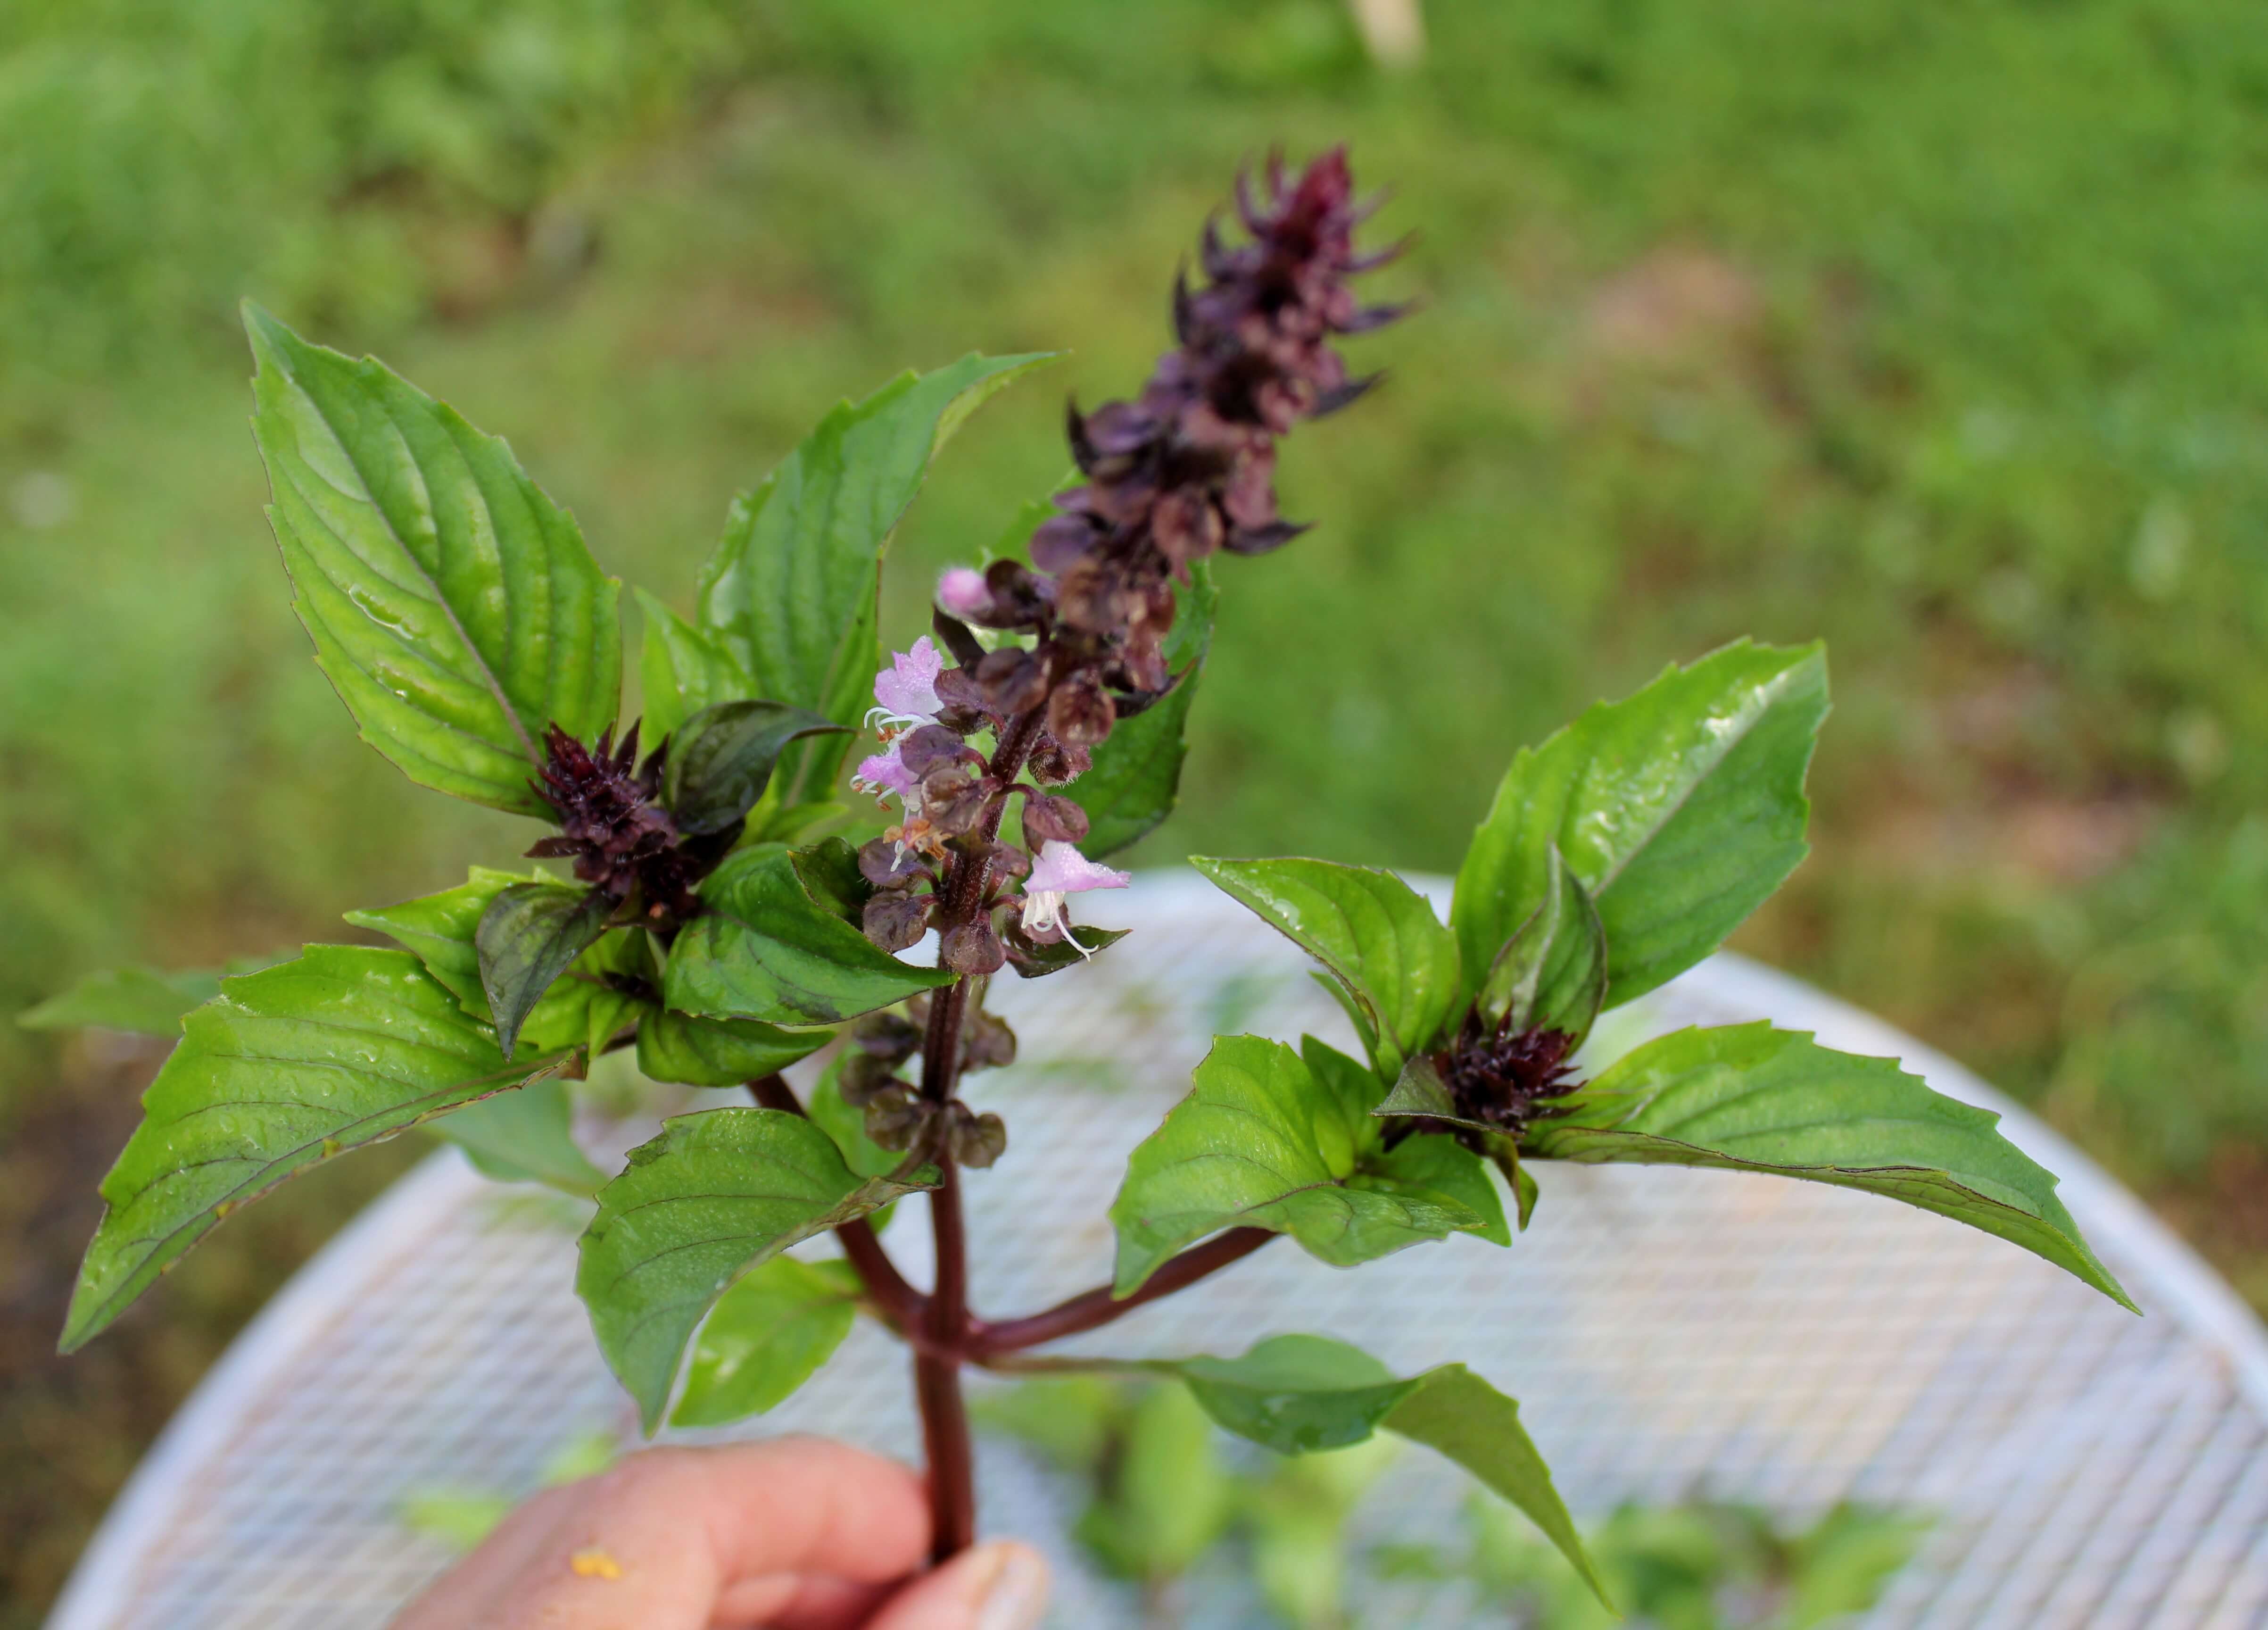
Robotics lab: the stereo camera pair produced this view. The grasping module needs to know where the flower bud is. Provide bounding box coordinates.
[936,566,990,620]
[1030,513,1099,573]
[850,1011,922,1065]
[1021,793,1090,844]
[860,837,932,890]
[922,767,995,836]
[864,1086,931,1152]
[1026,736,1093,786]
[975,647,1051,715]
[861,890,932,953]
[939,916,1007,975]
[898,724,975,779]
[838,1049,904,1108]
[1047,671,1116,749]
[962,1011,1018,1072]
[947,1104,1009,1169]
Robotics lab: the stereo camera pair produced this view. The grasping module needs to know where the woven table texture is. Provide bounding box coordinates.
[45,871,2268,1630]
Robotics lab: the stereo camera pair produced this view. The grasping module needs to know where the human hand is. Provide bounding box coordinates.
[391,1438,1048,1630]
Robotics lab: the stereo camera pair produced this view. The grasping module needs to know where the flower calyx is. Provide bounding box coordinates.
[1421,1007,1583,1151]
[527,722,710,924]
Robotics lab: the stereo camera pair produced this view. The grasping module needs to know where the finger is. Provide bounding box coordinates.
[862,1541,1049,1630]
[391,1482,584,1628]
[691,1436,932,1587]
[710,1572,892,1630]
[395,1439,931,1630]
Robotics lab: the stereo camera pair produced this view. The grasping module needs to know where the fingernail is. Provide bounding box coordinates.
[972,1541,1047,1630]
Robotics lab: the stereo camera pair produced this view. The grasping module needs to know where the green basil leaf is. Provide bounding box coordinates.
[806,1054,902,1181]
[1373,1054,1483,1131]
[19,965,224,1036]
[1004,924,1130,979]
[1071,561,1217,858]
[64,946,554,1350]
[430,1078,604,1195]
[1364,1131,1511,1248]
[1101,1381,1237,1581]
[696,352,1056,804]
[1477,847,1606,1044]
[1109,1035,1491,1296]
[751,800,852,846]
[476,882,614,1061]
[669,1257,862,1428]
[1173,1333,1405,1453]
[576,1106,933,1429]
[806,1052,903,1231]
[1531,1023,2135,1311]
[1159,1334,1604,1605]
[663,844,952,1025]
[635,1008,828,1087]
[244,303,621,815]
[348,869,648,1057]
[1190,857,1460,1076]
[635,587,754,745]
[1454,640,1828,1010]
[662,700,845,838]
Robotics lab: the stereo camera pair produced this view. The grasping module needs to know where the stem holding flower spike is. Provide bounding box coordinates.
[46,134,2137,1625]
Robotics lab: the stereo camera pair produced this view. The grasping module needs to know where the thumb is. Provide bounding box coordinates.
[864,1540,1049,1630]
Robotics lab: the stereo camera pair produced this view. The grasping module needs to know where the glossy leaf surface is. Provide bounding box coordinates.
[1071,562,1217,858]
[477,882,613,1061]
[65,946,546,1349]
[1477,848,1606,1043]
[245,304,620,815]
[1004,924,1129,979]
[664,844,952,1025]
[1161,1334,1603,1603]
[1191,857,1460,1075]
[635,1008,828,1087]
[1109,1035,1494,1296]
[807,1054,903,1230]
[662,700,844,838]
[577,1106,930,1428]
[347,868,645,1056]
[670,1257,861,1427]
[1531,1023,2135,1310]
[1373,1054,1487,1132]
[635,588,754,744]
[1453,640,1827,1009]
[696,353,1054,802]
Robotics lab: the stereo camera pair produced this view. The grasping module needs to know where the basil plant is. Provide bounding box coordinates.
[35,149,2130,1598]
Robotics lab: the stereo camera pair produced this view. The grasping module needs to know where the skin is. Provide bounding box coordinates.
[392,1438,1047,1630]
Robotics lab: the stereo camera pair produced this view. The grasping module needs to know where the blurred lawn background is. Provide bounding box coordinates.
[8,0,2268,1618]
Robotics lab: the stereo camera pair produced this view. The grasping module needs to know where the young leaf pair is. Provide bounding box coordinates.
[1120,641,2128,1315]
[54,310,1048,1355]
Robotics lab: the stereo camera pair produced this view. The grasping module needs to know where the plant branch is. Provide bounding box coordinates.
[966,1227,1278,1356]
[916,1157,975,1562]
[905,705,1049,1563]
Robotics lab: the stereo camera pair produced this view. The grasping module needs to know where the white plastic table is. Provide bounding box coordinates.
[46,872,2268,1629]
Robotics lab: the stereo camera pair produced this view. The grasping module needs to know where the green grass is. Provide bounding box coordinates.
[9,0,2268,1618]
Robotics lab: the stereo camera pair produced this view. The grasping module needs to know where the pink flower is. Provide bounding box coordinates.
[937,566,990,619]
[1020,840,1131,950]
[851,740,919,805]
[868,637,944,729]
